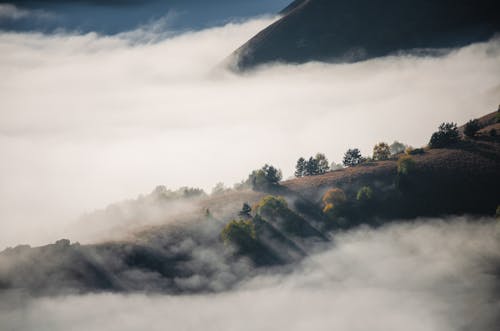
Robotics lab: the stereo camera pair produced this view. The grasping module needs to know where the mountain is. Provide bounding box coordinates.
[1,110,499,296]
[232,0,500,69]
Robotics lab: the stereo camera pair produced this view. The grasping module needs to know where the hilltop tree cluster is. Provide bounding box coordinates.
[295,153,330,177]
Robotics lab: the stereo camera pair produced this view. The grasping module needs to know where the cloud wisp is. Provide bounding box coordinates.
[0,17,499,248]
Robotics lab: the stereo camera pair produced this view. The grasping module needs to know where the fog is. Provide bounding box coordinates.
[0,16,499,248]
[1,218,499,331]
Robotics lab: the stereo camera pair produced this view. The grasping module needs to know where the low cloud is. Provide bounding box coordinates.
[0,4,52,22]
[1,218,499,331]
[0,16,499,248]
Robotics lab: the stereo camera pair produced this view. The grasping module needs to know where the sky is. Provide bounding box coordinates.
[0,3,499,248]
[0,1,291,33]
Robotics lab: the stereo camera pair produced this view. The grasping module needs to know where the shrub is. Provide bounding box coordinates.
[322,188,346,213]
[373,142,391,160]
[489,129,497,137]
[356,186,373,201]
[464,119,481,138]
[221,220,256,247]
[429,122,460,148]
[343,148,363,167]
[397,155,416,176]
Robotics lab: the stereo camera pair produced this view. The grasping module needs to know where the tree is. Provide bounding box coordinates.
[322,188,346,213]
[343,148,363,167]
[315,153,330,174]
[390,141,406,155]
[356,186,373,201]
[305,156,319,176]
[373,142,391,160]
[247,164,282,190]
[255,195,288,217]
[221,220,256,249]
[262,164,282,183]
[429,122,460,148]
[295,157,306,177]
[239,203,252,219]
[464,119,480,138]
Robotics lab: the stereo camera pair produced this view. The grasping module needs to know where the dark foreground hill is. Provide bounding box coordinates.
[232,0,500,69]
[1,112,499,296]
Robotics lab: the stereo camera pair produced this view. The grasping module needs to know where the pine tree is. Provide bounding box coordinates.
[315,153,330,174]
[295,157,306,177]
[238,203,252,219]
[305,156,319,176]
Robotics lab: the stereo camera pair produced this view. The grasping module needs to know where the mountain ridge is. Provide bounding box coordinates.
[232,0,500,69]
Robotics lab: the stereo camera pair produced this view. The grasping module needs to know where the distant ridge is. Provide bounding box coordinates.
[232,0,500,69]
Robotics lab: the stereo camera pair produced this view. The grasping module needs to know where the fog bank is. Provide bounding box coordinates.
[0,17,499,247]
[1,218,499,331]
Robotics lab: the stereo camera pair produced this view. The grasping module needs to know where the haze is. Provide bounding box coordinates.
[0,15,499,248]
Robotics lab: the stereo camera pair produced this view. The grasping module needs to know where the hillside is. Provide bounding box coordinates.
[232,0,500,69]
[1,111,499,296]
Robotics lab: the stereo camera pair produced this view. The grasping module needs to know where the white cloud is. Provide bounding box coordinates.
[0,4,52,22]
[1,219,499,331]
[0,17,499,247]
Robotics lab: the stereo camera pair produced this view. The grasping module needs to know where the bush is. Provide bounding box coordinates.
[343,148,363,167]
[356,186,373,201]
[464,119,481,138]
[373,142,391,160]
[221,220,256,247]
[489,129,497,137]
[397,155,416,176]
[429,122,460,148]
[322,188,346,213]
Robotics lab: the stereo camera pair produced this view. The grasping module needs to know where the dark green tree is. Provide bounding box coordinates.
[295,157,306,177]
[464,119,480,138]
[343,148,363,167]
[305,157,319,176]
[238,203,252,219]
[429,122,460,148]
[247,164,282,190]
[315,153,330,174]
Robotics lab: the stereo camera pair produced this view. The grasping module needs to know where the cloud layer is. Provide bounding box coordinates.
[1,218,499,331]
[0,17,499,248]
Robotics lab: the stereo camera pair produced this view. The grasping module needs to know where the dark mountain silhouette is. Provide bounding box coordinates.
[232,0,500,69]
